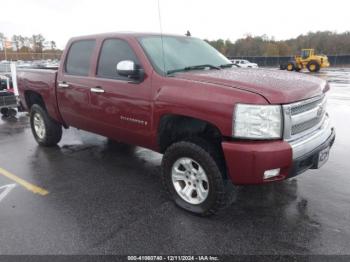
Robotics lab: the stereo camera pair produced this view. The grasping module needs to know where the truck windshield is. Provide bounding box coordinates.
[138,36,231,75]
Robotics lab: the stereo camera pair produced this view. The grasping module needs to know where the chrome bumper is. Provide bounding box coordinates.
[289,114,334,159]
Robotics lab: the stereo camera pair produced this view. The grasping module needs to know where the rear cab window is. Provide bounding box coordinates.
[65,40,96,76]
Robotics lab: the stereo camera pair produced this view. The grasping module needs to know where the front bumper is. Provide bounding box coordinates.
[289,127,335,178]
[222,118,335,185]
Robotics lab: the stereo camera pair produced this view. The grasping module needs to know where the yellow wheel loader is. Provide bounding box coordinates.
[280,49,330,72]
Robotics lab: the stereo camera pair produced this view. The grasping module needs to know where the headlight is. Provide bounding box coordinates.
[233,104,282,139]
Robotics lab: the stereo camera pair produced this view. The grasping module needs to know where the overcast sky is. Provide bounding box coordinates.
[0,0,348,49]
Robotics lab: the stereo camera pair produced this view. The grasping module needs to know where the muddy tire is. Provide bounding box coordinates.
[161,140,226,216]
[295,64,302,72]
[287,63,295,71]
[30,104,62,146]
[307,61,320,72]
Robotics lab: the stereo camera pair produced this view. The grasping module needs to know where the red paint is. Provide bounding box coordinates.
[222,140,292,184]
[17,33,329,184]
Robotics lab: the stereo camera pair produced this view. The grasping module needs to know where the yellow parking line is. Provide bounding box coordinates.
[0,167,49,196]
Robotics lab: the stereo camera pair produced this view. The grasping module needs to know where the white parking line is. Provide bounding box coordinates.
[0,184,16,203]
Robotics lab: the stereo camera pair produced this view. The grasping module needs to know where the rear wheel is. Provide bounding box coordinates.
[161,140,226,216]
[287,63,295,71]
[30,104,62,146]
[307,61,320,72]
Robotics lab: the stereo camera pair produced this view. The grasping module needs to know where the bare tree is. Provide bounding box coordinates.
[31,34,45,53]
[50,41,56,50]
[208,31,350,57]
[11,35,20,52]
[0,33,5,50]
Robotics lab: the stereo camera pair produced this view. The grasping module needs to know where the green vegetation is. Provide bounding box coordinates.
[205,31,350,57]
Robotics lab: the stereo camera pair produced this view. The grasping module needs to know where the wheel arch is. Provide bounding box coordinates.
[157,114,224,154]
[24,90,46,110]
[23,90,67,127]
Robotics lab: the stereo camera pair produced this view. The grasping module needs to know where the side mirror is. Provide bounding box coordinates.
[116,60,144,81]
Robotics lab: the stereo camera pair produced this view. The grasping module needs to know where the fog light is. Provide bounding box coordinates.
[263,168,280,179]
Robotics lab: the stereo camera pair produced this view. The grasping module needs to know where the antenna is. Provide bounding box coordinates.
[157,0,166,75]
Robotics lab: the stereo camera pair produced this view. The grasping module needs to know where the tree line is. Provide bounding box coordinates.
[205,31,350,57]
[1,31,350,59]
[0,33,58,53]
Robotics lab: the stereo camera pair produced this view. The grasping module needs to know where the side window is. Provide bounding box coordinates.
[97,39,139,79]
[65,40,95,76]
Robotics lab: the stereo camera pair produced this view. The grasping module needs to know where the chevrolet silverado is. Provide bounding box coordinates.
[17,33,335,215]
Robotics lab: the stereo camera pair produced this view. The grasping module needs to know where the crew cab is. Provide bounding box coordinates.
[17,33,335,216]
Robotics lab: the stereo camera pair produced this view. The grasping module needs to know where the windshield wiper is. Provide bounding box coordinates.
[167,64,220,75]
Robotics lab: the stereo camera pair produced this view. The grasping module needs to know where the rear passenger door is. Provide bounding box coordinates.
[56,39,98,131]
[87,38,152,146]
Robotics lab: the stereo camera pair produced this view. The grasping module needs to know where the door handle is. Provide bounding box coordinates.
[58,82,70,88]
[90,87,105,93]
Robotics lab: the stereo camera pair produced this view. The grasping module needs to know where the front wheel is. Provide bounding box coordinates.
[30,104,62,146]
[287,63,295,71]
[161,141,226,216]
[307,61,320,72]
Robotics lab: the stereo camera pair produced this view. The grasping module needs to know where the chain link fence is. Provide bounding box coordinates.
[0,51,62,61]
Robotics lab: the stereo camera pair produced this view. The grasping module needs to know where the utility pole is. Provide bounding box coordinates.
[4,46,7,61]
[2,40,8,61]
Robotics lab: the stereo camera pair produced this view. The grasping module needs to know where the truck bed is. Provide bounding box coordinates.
[17,68,61,122]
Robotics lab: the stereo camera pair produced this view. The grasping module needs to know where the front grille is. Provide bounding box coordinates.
[290,97,323,115]
[0,94,17,107]
[291,117,323,135]
[283,95,327,140]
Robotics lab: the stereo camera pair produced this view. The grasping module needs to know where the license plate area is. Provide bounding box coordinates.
[317,146,330,168]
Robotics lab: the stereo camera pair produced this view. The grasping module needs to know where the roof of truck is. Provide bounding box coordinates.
[69,32,187,41]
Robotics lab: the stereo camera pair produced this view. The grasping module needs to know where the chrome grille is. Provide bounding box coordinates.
[291,117,324,135]
[290,98,324,115]
[283,95,327,141]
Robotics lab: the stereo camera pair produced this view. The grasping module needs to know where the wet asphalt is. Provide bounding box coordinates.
[0,68,349,255]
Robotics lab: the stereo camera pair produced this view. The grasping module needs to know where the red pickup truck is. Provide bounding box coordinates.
[17,33,335,215]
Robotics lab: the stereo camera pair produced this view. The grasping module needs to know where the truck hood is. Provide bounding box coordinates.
[173,68,328,104]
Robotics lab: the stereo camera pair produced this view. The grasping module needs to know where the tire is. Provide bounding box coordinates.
[307,61,320,72]
[287,63,295,71]
[295,65,302,72]
[8,108,17,117]
[30,104,62,146]
[280,64,286,70]
[1,108,17,117]
[1,108,9,117]
[161,140,226,216]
